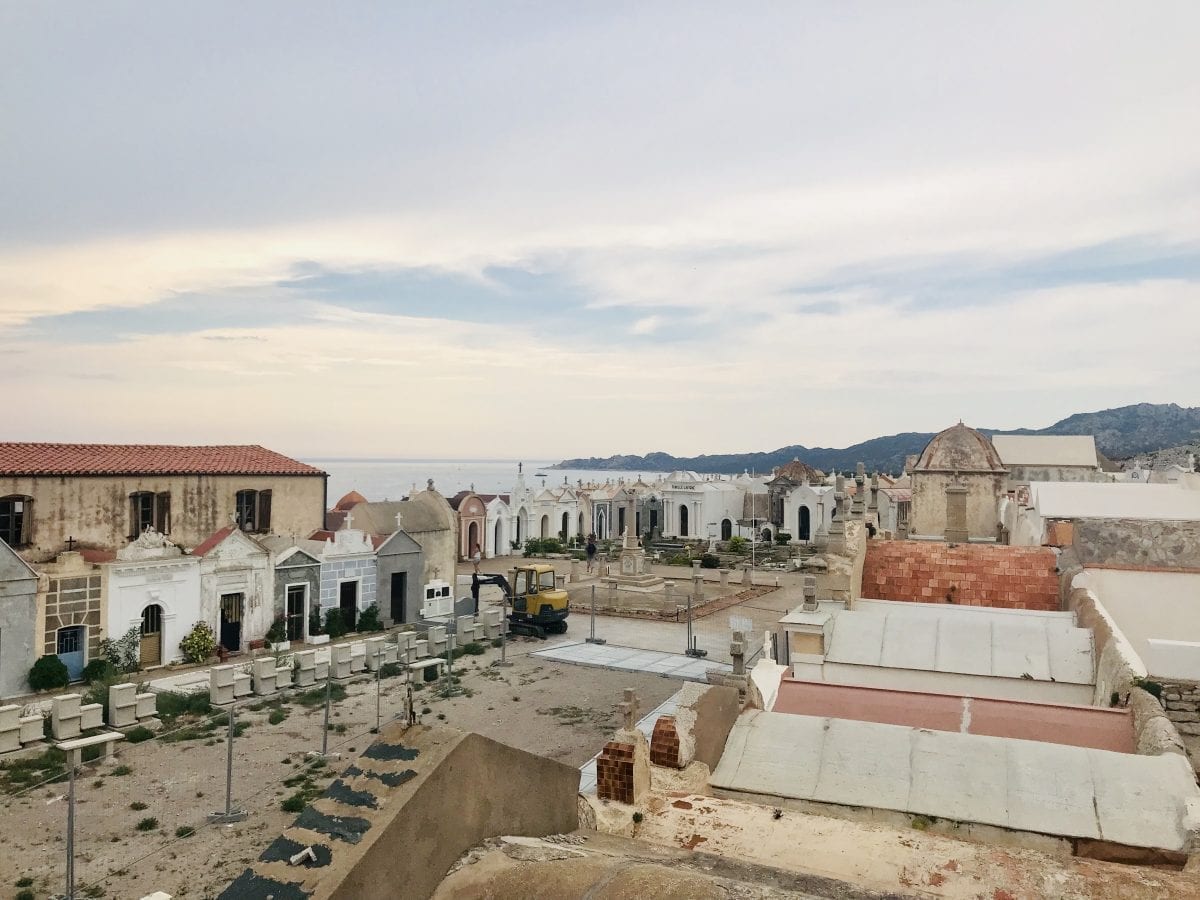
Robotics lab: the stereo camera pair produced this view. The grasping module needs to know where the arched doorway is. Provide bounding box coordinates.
[721,519,732,541]
[494,519,503,555]
[540,515,549,538]
[597,508,607,540]
[140,604,163,667]
[578,512,584,536]
[561,511,569,540]
[467,521,480,558]
[56,625,87,681]
[680,505,689,537]
[798,506,811,541]
[516,508,526,544]
[761,527,772,543]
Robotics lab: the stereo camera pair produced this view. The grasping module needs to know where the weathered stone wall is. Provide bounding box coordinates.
[1156,679,1200,739]
[5,473,326,563]
[1073,517,1200,569]
[861,541,1060,610]
[0,555,37,699]
[910,472,1005,540]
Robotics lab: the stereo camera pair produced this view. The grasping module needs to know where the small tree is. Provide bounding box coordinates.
[324,608,348,639]
[775,531,792,545]
[357,604,384,633]
[29,656,70,692]
[179,621,218,664]
[308,608,325,636]
[265,615,286,646]
[99,625,141,673]
[727,536,748,553]
[700,553,720,569]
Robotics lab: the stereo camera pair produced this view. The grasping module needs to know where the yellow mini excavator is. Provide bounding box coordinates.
[471,563,569,639]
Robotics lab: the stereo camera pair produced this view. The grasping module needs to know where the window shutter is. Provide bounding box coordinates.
[129,494,139,539]
[21,496,33,546]
[258,490,272,533]
[157,492,171,534]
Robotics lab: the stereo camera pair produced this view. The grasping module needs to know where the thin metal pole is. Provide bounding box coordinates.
[321,672,331,757]
[586,584,606,644]
[374,660,382,733]
[444,630,454,695]
[66,758,75,900]
[223,704,234,816]
[686,590,693,654]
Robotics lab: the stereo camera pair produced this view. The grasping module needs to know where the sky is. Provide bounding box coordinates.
[2,2,1198,459]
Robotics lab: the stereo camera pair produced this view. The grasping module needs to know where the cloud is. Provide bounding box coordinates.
[1,3,1199,456]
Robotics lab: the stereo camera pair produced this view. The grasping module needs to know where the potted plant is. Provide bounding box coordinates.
[307,608,330,645]
[265,614,289,652]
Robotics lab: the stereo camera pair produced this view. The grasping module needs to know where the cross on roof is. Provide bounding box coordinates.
[343,510,354,531]
[619,688,640,731]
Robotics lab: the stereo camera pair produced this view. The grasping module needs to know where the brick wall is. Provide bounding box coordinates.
[595,741,635,803]
[861,541,1060,611]
[649,716,681,768]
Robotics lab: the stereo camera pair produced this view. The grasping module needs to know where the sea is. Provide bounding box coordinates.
[305,459,669,504]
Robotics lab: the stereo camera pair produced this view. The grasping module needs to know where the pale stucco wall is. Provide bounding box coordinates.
[0,556,37,698]
[102,556,201,665]
[3,473,326,562]
[821,661,1092,705]
[910,472,1005,541]
[199,535,273,650]
[1079,568,1200,681]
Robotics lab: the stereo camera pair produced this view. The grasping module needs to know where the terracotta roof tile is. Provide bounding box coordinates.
[0,443,326,477]
[192,525,237,557]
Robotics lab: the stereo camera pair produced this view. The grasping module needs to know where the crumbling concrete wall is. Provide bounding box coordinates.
[1068,582,1187,759]
[1073,518,1200,569]
[220,723,579,900]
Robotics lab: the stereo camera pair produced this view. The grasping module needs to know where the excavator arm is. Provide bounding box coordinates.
[471,573,511,614]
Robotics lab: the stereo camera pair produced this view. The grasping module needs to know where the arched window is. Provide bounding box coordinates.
[680,505,689,537]
[721,519,732,541]
[0,495,32,547]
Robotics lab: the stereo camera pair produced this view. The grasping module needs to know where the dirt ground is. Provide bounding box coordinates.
[0,639,682,899]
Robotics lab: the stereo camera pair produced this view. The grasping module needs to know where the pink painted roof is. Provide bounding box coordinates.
[0,443,325,477]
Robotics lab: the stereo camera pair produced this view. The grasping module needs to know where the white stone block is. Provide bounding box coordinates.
[364,637,385,671]
[382,643,398,665]
[293,650,316,687]
[18,715,42,744]
[135,693,157,720]
[331,644,352,680]
[427,625,447,655]
[349,643,367,674]
[456,615,475,644]
[108,684,137,728]
[51,694,82,741]
[80,703,104,731]
[233,673,253,698]
[252,657,277,696]
[274,665,292,688]
[414,639,428,660]
[0,705,19,753]
[314,658,329,681]
[210,665,236,706]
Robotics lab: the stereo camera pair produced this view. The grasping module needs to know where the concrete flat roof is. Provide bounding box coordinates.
[712,710,1199,852]
[1031,482,1200,521]
[992,434,1098,468]
[821,600,1094,685]
[772,679,1134,752]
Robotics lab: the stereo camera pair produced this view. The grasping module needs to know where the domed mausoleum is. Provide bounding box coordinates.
[910,423,1008,541]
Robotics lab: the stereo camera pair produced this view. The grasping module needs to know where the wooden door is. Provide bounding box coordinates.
[140,604,162,667]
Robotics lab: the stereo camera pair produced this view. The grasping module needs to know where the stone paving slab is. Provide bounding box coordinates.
[712,710,1200,852]
[532,641,732,682]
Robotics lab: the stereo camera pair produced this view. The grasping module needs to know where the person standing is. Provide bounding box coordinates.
[585,534,597,574]
[471,542,482,574]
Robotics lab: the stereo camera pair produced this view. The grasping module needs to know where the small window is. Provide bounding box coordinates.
[156,492,171,534]
[0,496,32,547]
[235,489,272,533]
[129,492,155,538]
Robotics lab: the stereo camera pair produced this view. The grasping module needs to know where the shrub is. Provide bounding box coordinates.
[727,536,748,553]
[775,531,792,545]
[324,608,348,639]
[179,621,217,664]
[265,615,286,645]
[461,641,486,656]
[111,765,132,777]
[523,537,565,557]
[16,876,33,888]
[281,793,307,813]
[82,659,119,684]
[308,608,325,636]
[28,655,70,692]
[16,891,34,900]
[129,801,148,811]
[666,553,690,566]
[699,553,720,569]
[98,626,141,673]
[268,708,288,725]
[175,825,196,838]
[135,817,159,831]
[357,604,384,633]
[1133,677,1164,700]
[156,690,211,721]
[125,725,154,744]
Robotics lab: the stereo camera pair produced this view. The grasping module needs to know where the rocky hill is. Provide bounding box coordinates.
[553,403,1200,475]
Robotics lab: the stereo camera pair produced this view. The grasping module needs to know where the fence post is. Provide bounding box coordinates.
[493,581,513,668]
[374,661,382,733]
[685,590,707,658]
[65,757,76,900]
[208,702,247,823]
[586,584,606,645]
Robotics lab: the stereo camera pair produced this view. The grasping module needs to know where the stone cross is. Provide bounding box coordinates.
[619,688,640,731]
[343,511,354,531]
[395,511,403,531]
[803,575,819,611]
[65,536,76,551]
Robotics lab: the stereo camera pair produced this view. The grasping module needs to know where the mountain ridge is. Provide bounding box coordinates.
[551,403,1200,475]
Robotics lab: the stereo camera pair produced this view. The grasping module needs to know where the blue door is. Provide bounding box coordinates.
[56,626,86,681]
